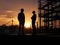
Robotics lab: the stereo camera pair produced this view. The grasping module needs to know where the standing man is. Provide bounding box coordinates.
[18,8,25,35]
[31,11,36,35]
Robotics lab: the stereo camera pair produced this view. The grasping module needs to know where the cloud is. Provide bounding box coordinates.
[0,0,38,20]
[0,0,38,25]
[6,10,13,13]
[0,9,18,18]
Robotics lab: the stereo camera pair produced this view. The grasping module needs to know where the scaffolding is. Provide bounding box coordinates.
[38,0,60,33]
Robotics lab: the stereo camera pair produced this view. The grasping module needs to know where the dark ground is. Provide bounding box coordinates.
[0,33,60,41]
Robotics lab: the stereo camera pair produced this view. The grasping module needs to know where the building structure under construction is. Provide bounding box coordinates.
[38,0,60,33]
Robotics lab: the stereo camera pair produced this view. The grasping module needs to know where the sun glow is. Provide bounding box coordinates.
[24,22,31,28]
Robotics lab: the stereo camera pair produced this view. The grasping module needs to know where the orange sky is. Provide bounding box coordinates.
[0,0,38,26]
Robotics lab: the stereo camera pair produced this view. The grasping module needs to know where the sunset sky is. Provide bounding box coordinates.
[0,0,38,26]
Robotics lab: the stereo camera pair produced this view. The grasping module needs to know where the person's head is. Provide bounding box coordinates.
[32,11,35,14]
[20,8,24,13]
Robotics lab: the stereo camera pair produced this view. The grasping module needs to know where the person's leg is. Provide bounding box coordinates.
[32,21,36,35]
[32,21,34,35]
[34,21,36,35]
[18,22,21,35]
[21,21,25,35]
[22,24,24,35]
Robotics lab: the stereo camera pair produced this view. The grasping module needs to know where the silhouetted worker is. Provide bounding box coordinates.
[31,11,36,35]
[18,8,25,35]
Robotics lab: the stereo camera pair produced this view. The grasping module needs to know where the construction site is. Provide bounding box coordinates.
[38,0,60,33]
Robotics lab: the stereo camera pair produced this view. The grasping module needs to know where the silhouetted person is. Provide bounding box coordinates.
[18,8,25,35]
[31,11,36,35]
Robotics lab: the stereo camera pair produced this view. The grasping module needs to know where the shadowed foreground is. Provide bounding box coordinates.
[0,35,60,41]
[0,31,60,41]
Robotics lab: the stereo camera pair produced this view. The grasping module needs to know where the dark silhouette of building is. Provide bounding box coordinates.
[38,0,60,33]
[18,8,25,35]
[31,11,36,35]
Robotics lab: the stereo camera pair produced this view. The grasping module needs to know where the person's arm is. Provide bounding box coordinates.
[31,15,33,19]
